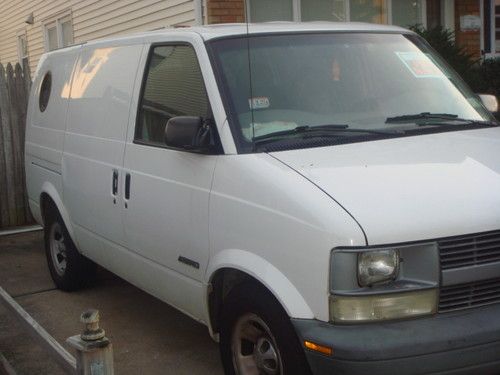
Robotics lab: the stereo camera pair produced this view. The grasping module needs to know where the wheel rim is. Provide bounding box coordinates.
[231,313,283,375]
[49,222,67,277]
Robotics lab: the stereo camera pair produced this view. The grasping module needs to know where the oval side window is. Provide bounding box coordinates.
[39,72,52,113]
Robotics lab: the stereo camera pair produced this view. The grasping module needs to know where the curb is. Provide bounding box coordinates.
[0,352,17,375]
[0,225,42,237]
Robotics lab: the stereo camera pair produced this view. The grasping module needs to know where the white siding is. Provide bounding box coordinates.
[0,0,196,73]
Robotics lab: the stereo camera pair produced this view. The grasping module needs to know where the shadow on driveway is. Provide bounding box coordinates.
[0,231,223,375]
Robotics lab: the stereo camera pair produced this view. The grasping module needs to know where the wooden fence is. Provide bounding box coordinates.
[0,60,33,229]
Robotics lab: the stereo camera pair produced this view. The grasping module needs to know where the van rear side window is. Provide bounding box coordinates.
[39,72,52,112]
[135,44,209,146]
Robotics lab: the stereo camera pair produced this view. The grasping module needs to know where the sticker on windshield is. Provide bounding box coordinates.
[249,97,270,110]
[396,52,444,78]
[242,121,297,140]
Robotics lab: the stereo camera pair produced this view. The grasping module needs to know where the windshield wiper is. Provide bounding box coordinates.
[386,112,460,123]
[252,124,402,144]
[252,124,347,142]
[386,112,499,126]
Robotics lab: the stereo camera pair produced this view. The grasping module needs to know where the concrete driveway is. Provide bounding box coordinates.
[0,230,224,375]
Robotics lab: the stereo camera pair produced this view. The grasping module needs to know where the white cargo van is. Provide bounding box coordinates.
[25,23,500,375]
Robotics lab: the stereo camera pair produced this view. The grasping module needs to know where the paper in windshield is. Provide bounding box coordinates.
[396,51,445,79]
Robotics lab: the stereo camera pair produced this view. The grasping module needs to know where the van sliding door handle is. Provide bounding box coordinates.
[125,173,131,200]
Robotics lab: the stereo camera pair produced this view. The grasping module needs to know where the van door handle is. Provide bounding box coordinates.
[125,173,131,201]
[112,170,119,196]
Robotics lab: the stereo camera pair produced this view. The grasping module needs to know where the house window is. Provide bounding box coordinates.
[495,0,500,53]
[46,25,58,51]
[350,0,388,23]
[426,0,441,29]
[17,32,28,65]
[44,15,73,52]
[301,0,347,21]
[249,0,294,22]
[391,0,424,27]
[252,0,425,27]
[61,17,73,46]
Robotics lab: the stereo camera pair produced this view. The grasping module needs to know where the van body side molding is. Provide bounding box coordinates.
[178,256,200,269]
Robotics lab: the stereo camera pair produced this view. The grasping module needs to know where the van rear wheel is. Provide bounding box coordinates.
[44,208,95,291]
[220,282,312,375]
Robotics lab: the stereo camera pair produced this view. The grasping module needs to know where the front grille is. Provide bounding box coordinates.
[438,230,500,270]
[439,278,500,313]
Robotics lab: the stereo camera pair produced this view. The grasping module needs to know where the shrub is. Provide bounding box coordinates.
[468,58,500,98]
[470,59,500,120]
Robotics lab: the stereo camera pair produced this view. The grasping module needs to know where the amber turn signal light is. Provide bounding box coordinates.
[304,340,333,356]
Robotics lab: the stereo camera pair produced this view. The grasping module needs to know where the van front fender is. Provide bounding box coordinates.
[206,249,315,319]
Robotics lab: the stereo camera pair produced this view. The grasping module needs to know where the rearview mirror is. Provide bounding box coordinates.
[164,116,212,151]
[478,94,498,113]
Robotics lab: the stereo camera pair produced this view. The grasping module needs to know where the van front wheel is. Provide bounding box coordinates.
[44,209,95,291]
[220,282,312,375]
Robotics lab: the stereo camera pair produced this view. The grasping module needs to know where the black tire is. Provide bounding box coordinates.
[220,282,312,375]
[44,206,96,291]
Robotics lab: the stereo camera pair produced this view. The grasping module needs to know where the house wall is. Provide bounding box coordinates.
[0,0,197,73]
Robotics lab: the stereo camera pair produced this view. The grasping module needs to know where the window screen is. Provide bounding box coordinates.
[18,34,29,65]
[350,0,387,24]
[496,0,500,53]
[47,25,58,51]
[301,0,347,21]
[392,0,423,27]
[250,0,293,21]
[61,19,73,47]
[136,45,209,145]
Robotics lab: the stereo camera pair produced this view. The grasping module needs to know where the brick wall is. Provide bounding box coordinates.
[207,0,245,24]
[454,0,481,58]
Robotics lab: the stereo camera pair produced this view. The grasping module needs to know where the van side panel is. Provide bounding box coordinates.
[62,42,209,323]
[25,47,81,225]
[63,44,143,250]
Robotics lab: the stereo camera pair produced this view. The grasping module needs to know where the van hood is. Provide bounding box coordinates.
[270,128,500,245]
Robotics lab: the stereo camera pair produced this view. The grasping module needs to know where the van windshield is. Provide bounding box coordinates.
[208,32,497,153]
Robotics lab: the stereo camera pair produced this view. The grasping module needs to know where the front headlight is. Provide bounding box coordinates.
[330,289,438,323]
[358,249,399,286]
[330,243,440,323]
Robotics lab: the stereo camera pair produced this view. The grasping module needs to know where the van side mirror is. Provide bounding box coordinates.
[478,94,498,113]
[164,116,212,151]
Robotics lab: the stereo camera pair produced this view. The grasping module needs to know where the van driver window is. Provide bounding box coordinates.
[136,45,209,145]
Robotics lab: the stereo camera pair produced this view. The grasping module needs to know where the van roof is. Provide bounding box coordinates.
[179,22,409,40]
[84,22,410,46]
[172,21,407,40]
